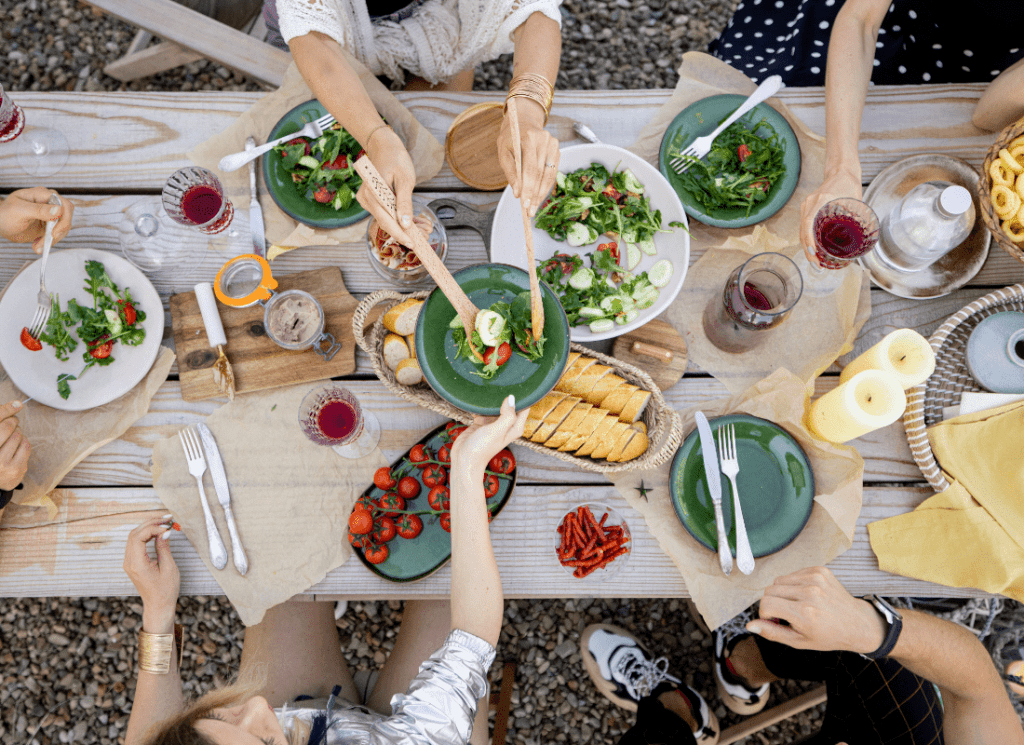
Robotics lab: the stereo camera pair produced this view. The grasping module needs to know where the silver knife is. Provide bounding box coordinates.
[246,136,266,257]
[197,423,249,575]
[695,412,732,575]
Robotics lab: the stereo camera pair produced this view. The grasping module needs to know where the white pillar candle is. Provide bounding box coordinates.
[840,329,935,390]
[807,370,907,444]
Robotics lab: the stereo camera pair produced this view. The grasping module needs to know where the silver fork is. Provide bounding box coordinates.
[218,113,337,172]
[179,426,228,570]
[717,423,754,575]
[27,194,62,340]
[669,75,784,175]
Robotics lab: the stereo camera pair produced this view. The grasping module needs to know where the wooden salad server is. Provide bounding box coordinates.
[506,98,546,342]
[353,156,483,358]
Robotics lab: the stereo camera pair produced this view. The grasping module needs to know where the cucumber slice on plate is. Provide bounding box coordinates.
[648,259,673,288]
[626,243,642,271]
[578,306,605,318]
[589,318,615,334]
[569,267,594,290]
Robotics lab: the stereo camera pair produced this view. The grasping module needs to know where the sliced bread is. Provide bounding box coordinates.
[531,396,581,443]
[584,374,625,406]
[405,334,417,360]
[527,391,567,421]
[600,383,639,415]
[559,406,608,452]
[606,427,638,463]
[383,333,410,371]
[523,417,544,439]
[544,402,593,450]
[591,421,630,460]
[395,358,423,385]
[630,421,648,435]
[576,414,618,457]
[569,364,611,397]
[618,389,652,423]
[382,298,423,335]
[618,431,649,462]
[555,356,597,393]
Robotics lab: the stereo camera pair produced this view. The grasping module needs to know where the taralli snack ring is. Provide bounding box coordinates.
[1016,175,1024,201]
[992,185,1022,218]
[1010,135,1024,150]
[1003,215,1024,243]
[999,148,1024,175]
[1010,144,1024,164]
[990,158,1015,187]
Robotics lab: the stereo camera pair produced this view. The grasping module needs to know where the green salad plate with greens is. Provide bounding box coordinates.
[262,99,369,229]
[658,94,801,229]
[670,414,814,557]
[414,263,570,416]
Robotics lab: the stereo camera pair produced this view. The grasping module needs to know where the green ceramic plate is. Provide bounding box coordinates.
[262,99,369,229]
[414,263,571,416]
[670,414,814,557]
[658,95,801,228]
[354,423,518,582]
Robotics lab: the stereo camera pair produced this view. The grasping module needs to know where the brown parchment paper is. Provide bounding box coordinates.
[668,226,871,393]
[607,368,864,630]
[151,383,388,626]
[187,60,444,248]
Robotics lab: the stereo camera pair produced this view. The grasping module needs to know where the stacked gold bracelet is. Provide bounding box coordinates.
[138,624,184,675]
[505,73,555,124]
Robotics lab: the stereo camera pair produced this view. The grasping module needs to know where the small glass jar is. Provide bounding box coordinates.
[365,196,448,287]
[263,289,326,350]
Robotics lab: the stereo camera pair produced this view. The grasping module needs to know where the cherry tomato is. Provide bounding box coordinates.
[364,544,389,564]
[483,473,500,499]
[397,476,421,500]
[737,143,752,163]
[348,507,373,535]
[372,516,397,543]
[439,512,452,533]
[377,492,405,519]
[373,467,396,490]
[396,513,423,540]
[118,300,137,326]
[483,342,512,367]
[348,529,371,549]
[602,184,622,202]
[436,444,451,465]
[89,336,113,359]
[409,443,432,468]
[422,464,447,488]
[19,327,42,352]
[488,449,516,475]
[427,485,450,512]
[314,185,335,203]
[445,423,467,443]
[355,494,376,513]
[748,178,771,194]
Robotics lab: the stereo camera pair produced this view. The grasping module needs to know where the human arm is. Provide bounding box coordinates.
[497,12,563,217]
[288,32,418,229]
[973,57,1024,131]
[798,0,890,258]
[0,401,29,493]
[123,516,185,745]
[0,187,75,253]
[750,566,1024,745]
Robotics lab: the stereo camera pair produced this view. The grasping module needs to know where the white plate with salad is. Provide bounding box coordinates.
[492,144,690,342]
[0,248,164,411]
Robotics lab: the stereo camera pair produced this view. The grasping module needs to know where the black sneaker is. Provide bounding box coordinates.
[713,608,770,715]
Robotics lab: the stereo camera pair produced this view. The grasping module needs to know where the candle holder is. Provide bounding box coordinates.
[703,252,803,354]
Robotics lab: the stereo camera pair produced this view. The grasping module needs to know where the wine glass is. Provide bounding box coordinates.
[162,167,235,235]
[298,384,381,458]
[798,198,880,295]
[1,82,69,177]
[118,198,207,278]
[703,252,803,353]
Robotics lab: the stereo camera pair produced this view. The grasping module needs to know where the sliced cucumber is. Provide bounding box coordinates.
[589,318,615,334]
[600,295,626,313]
[569,267,594,290]
[626,242,642,271]
[648,259,674,288]
[297,155,320,170]
[578,306,605,318]
[615,310,639,325]
[634,288,659,310]
[637,237,657,256]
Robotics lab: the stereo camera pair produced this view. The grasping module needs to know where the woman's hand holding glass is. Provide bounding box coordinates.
[123,515,180,633]
[799,168,862,264]
[498,101,560,218]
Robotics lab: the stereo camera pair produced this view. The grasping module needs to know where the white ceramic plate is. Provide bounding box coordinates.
[491,143,690,341]
[0,248,165,410]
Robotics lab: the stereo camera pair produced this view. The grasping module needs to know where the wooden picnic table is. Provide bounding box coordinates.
[0,84,1016,602]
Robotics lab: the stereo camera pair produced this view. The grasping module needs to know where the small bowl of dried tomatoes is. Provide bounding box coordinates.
[554,502,631,580]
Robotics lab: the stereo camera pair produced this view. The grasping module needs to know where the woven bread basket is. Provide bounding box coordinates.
[903,283,1024,492]
[353,290,683,473]
[978,116,1024,263]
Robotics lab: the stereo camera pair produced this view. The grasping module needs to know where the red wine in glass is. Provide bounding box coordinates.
[162,167,234,234]
[181,186,223,225]
[0,84,25,143]
[813,199,880,270]
[298,384,381,458]
[316,400,359,441]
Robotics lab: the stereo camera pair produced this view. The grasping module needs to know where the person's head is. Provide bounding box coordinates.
[142,681,309,745]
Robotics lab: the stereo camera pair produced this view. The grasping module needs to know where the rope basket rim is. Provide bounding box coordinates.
[978,115,1024,264]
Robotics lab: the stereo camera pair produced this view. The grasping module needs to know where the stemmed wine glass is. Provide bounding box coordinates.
[298,384,381,459]
[1,82,70,177]
[162,167,235,234]
[797,198,880,295]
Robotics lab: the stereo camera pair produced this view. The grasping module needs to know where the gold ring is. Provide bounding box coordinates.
[545,163,556,168]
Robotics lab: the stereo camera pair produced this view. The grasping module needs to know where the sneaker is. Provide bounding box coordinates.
[581,624,719,744]
[713,608,771,715]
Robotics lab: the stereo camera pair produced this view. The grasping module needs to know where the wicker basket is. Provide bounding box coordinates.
[978,116,1024,264]
[353,290,684,473]
[904,283,1024,491]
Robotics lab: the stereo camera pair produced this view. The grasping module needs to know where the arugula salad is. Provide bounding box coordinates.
[450,292,545,380]
[21,260,147,399]
[668,110,786,215]
[273,122,364,211]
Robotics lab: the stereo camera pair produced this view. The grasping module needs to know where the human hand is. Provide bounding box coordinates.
[450,395,528,476]
[0,401,30,492]
[497,100,560,217]
[747,566,886,655]
[0,187,74,253]
[123,515,180,632]
[799,170,862,263]
[361,127,418,231]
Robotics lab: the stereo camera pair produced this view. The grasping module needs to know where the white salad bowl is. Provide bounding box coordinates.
[491,143,690,342]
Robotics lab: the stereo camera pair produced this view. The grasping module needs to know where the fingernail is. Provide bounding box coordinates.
[11,401,21,409]
[49,205,60,216]
[160,529,172,541]
[506,394,515,409]
[746,622,761,635]
[162,514,173,520]
[400,215,411,227]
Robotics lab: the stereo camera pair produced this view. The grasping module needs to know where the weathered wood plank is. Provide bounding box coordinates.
[0,483,987,599]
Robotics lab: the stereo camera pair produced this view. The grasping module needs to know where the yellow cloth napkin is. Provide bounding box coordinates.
[868,400,1024,600]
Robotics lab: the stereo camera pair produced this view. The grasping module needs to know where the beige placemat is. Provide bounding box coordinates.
[151,383,388,626]
[607,368,864,630]
[666,226,871,393]
[188,60,445,248]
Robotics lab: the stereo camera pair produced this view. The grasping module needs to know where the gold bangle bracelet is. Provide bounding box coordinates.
[365,123,392,149]
[507,82,554,112]
[505,93,550,125]
[138,624,184,675]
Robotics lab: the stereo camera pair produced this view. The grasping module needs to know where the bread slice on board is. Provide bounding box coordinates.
[524,417,544,439]
[383,298,423,335]
[545,402,593,450]
[601,383,639,415]
[569,364,611,397]
[576,414,618,457]
[531,396,581,443]
[592,421,630,460]
[618,389,652,423]
[606,427,638,462]
[383,333,410,371]
[555,356,597,393]
[618,431,649,462]
[560,406,608,452]
[584,374,625,406]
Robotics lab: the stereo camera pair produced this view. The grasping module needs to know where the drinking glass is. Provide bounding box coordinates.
[118,198,208,278]
[798,197,880,295]
[1,82,69,177]
[703,252,803,353]
[298,384,381,458]
[0,83,26,143]
[162,167,235,235]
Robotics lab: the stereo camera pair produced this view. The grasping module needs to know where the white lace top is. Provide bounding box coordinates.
[277,0,563,85]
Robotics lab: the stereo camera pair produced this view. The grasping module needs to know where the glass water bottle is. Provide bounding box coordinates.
[876,181,975,273]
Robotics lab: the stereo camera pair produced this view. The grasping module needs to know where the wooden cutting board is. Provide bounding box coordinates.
[170,267,357,401]
[611,318,688,392]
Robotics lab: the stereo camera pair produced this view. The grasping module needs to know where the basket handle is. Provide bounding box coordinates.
[352,290,408,355]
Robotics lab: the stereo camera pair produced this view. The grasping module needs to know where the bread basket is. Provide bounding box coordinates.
[978,115,1024,264]
[353,290,683,473]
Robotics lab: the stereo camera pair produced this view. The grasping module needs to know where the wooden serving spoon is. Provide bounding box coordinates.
[506,98,545,342]
[354,156,483,359]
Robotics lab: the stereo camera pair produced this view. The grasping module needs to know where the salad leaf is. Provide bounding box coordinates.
[273,122,367,212]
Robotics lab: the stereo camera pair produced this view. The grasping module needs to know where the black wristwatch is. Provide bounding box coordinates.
[861,594,903,660]
[0,483,23,510]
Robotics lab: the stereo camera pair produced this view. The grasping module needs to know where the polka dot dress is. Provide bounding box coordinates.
[708,0,1024,86]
